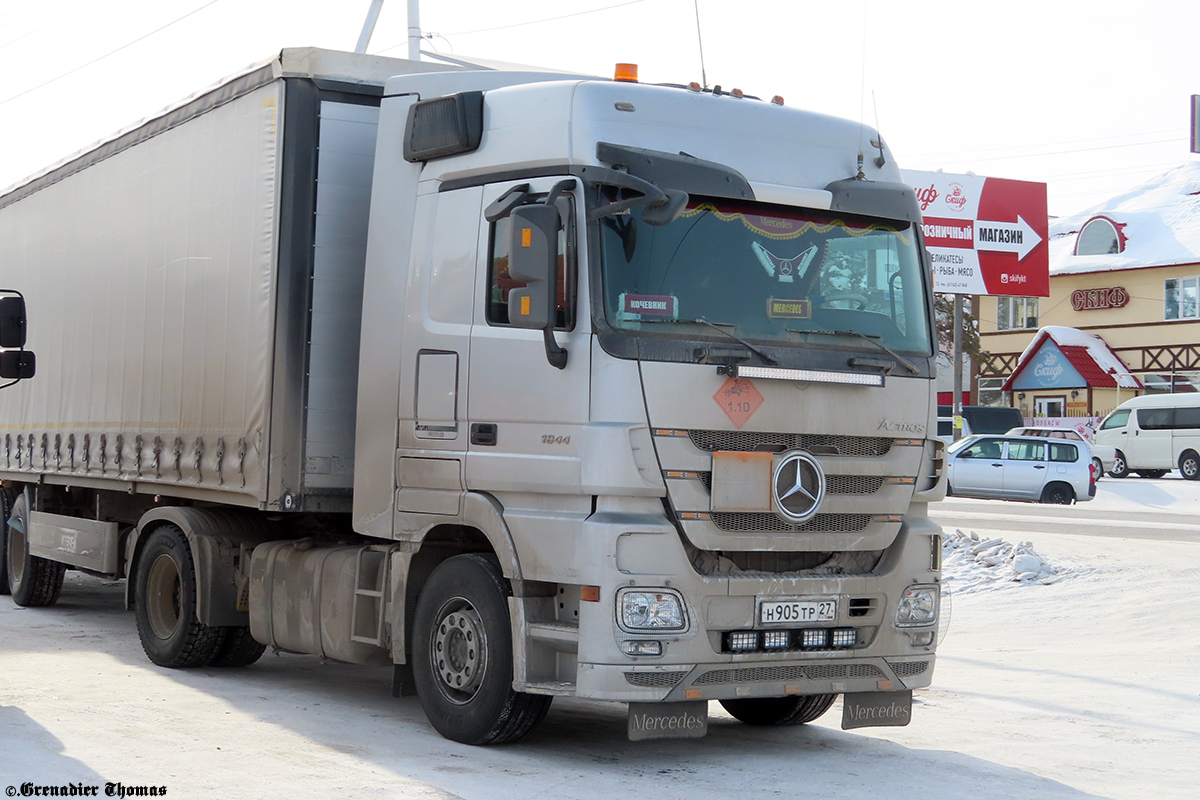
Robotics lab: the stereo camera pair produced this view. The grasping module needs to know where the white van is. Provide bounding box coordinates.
[1094,394,1200,479]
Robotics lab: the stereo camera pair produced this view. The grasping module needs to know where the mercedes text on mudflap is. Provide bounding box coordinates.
[0,49,945,744]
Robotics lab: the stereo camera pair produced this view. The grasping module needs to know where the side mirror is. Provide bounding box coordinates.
[0,295,27,348]
[0,350,35,380]
[506,204,561,330]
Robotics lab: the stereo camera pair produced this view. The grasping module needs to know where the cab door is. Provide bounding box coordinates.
[465,177,591,495]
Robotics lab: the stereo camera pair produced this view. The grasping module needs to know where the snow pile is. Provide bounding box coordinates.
[942,529,1063,593]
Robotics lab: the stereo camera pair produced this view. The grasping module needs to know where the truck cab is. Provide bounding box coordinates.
[351,72,945,741]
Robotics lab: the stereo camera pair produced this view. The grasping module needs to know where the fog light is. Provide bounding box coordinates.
[728,631,759,651]
[831,628,857,648]
[801,629,827,648]
[621,640,663,656]
[910,631,934,647]
[763,630,790,649]
[895,584,940,627]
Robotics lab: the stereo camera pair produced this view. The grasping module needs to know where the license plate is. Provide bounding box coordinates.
[759,598,837,625]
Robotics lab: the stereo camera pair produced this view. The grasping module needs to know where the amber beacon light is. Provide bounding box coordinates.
[614,63,639,82]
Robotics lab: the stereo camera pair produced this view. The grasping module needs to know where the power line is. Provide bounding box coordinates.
[0,0,222,108]
[906,128,1188,160]
[0,1,105,51]
[375,0,650,53]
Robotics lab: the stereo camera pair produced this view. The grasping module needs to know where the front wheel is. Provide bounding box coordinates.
[1040,483,1074,505]
[1108,451,1129,479]
[134,525,224,668]
[719,694,838,726]
[412,554,552,745]
[1180,451,1200,481]
[6,492,66,606]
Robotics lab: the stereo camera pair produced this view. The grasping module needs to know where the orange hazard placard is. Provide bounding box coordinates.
[713,377,764,429]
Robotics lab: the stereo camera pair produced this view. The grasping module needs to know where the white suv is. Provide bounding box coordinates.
[946,434,1097,504]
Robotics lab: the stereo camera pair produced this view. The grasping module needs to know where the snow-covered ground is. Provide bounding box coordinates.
[1,481,1197,799]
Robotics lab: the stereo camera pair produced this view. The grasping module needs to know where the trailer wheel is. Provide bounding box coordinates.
[6,492,66,607]
[208,626,267,668]
[1180,451,1200,481]
[412,554,552,745]
[719,693,838,726]
[1108,452,1129,478]
[134,525,224,668]
[0,487,11,596]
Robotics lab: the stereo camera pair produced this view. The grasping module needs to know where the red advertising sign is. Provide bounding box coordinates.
[904,171,1049,297]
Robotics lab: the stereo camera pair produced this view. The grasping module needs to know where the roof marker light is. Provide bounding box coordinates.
[732,88,744,98]
[614,63,639,82]
[687,82,702,92]
[772,95,785,106]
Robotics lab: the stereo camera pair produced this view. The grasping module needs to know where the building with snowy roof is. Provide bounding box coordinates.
[978,161,1200,419]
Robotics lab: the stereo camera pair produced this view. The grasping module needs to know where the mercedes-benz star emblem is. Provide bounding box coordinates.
[772,451,825,525]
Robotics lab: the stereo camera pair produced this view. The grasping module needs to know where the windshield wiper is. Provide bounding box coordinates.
[639,317,777,365]
[790,328,920,375]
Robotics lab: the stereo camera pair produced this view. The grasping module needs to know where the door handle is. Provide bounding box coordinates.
[470,423,498,446]
[1034,465,1046,470]
[991,463,1003,467]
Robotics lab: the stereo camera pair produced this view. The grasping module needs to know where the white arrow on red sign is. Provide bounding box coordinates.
[975,215,1042,261]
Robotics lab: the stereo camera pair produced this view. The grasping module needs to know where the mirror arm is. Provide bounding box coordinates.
[484,183,531,222]
[542,328,567,370]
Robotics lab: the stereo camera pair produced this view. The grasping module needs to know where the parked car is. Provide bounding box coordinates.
[936,405,1024,443]
[1094,393,1200,479]
[946,433,1097,504]
[1006,426,1116,478]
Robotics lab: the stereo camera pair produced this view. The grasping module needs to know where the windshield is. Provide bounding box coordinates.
[599,197,933,354]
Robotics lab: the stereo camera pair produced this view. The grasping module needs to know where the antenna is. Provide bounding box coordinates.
[693,0,708,90]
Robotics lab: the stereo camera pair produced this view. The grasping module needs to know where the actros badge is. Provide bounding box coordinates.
[772,451,826,524]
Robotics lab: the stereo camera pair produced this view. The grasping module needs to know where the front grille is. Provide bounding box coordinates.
[886,660,930,678]
[699,473,884,496]
[689,430,892,458]
[694,663,883,685]
[710,512,872,533]
[624,671,688,688]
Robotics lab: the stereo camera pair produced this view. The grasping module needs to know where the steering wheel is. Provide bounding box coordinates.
[820,293,869,310]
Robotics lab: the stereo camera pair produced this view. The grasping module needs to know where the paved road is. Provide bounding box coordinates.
[930,483,1200,542]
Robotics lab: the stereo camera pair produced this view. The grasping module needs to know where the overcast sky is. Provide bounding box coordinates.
[0,0,1194,217]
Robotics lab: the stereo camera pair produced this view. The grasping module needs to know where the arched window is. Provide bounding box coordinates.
[1075,216,1124,255]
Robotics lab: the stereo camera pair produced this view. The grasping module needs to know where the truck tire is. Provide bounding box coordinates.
[0,487,11,595]
[412,553,552,745]
[1040,483,1074,505]
[134,525,224,668]
[1180,451,1200,481]
[1091,457,1104,480]
[6,492,66,607]
[208,626,267,668]
[1108,452,1129,479]
[719,693,838,726]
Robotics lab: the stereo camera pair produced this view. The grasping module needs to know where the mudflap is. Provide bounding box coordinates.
[628,701,709,741]
[841,690,913,729]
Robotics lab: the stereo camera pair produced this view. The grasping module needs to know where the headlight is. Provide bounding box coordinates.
[895,584,939,627]
[618,588,686,632]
